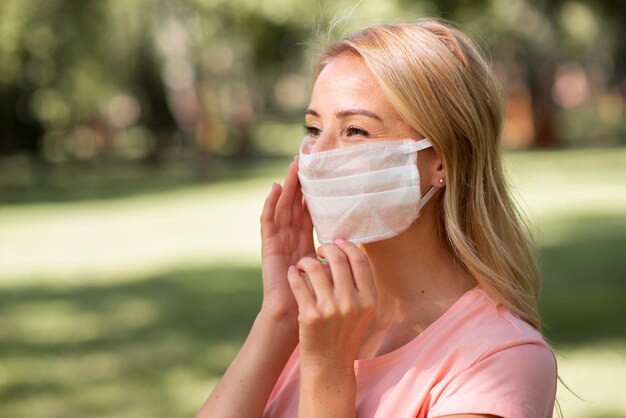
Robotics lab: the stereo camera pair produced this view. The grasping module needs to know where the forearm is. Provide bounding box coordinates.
[196,310,299,418]
[298,364,357,418]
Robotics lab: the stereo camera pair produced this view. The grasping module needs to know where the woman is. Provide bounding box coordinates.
[197,20,557,418]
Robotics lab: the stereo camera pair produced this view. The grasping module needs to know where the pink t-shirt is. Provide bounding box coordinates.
[263,286,557,418]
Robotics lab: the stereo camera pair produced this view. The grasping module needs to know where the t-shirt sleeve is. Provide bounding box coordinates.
[428,342,558,418]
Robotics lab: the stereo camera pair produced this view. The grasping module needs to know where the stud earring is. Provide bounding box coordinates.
[439,178,444,184]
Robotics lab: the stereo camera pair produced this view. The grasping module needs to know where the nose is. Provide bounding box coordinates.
[309,133,339,154]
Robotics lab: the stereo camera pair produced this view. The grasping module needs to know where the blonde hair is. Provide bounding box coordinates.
[314,20,542,330]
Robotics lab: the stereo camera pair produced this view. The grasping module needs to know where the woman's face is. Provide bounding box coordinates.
[305,52,419,152]
[304,51,443,200]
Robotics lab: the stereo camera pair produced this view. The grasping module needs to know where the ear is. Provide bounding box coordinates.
[417,147,446,194]
[430,150,446,189]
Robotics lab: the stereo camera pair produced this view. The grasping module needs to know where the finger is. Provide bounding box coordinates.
[275,158,298,227]
[260,182,281,236]
[333,239,376,298]
[316,244,356,295]
[316,260,334,287]
[291,157,305,227]
[296,257,334,302]
[321,262,332,279]
[287,265,316,311]
[292,179,304,228]
[301,272,317,300]
[301,196,314,233]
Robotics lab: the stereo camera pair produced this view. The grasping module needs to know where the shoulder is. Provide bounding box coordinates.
[440,286,550,352]
[426,287,557,418]
[428,342,557,418]
[445,286,557,384]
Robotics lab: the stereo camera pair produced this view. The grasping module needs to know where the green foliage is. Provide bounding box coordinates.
[1,0,625,160]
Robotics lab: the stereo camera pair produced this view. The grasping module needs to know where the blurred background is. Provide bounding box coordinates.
[0,0,624,417]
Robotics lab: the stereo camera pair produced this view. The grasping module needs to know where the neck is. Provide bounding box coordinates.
[361,198,476,330]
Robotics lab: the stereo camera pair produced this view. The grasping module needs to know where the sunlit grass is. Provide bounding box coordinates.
[504,147,626,223]
[1,148,624,286]
[0,162,286,284]
[556,342,626,418]
[0,147,625,417]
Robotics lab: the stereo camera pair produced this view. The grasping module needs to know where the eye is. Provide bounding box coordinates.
[303,125,321,137]
[344,125,369,137]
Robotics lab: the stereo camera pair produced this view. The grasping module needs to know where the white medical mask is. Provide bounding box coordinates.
[298,136,441,245]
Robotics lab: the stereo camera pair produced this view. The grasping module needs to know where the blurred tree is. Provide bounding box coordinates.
[0,0,624,163]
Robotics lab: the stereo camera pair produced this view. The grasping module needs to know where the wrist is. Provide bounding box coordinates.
[300,357,356,379]
[257,307,299,336]
[299,362,357,418]
[260,300,298,321]
[299,346,357,373]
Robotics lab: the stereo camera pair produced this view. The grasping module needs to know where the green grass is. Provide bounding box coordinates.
[0,265,262,417]
[0,147,625,417]
[539,214,626,344]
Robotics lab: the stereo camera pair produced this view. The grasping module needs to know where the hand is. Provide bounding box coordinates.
[287,239,378,370]
[260,156,316,324]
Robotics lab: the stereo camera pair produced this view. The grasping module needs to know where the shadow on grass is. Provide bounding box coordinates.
[0,265,265,418]
[0,155,290,206]
[539,213,626,346]
[0,215,624,417]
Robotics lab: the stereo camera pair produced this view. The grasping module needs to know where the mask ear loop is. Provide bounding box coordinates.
[413,138,440,209]
[418,186,442,209]
[410,138,432,151]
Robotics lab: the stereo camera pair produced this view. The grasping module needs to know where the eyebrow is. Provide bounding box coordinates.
[305,108,383,122]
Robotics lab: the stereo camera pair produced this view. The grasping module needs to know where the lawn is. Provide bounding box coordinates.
[0,147,625,417]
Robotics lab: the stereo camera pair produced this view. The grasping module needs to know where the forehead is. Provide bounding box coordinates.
[309,53,390,112]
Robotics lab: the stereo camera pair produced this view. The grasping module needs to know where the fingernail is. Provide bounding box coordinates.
[334,238,345,245]
[288,265,297,273]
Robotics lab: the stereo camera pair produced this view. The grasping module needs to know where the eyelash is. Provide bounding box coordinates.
[303,125,369,137]
[303,125,321,137]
